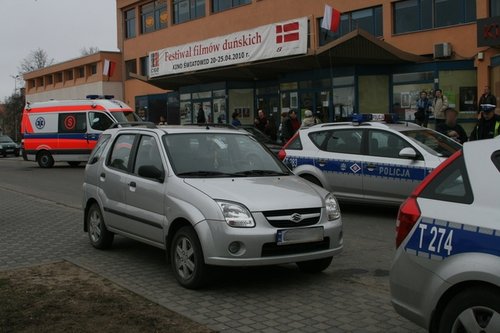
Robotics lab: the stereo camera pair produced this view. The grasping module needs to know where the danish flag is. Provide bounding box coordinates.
[276,21,300,44]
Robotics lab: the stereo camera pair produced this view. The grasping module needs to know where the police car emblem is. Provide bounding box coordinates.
[340,163,347,171]
[350,163,361,174]
[35,117,46,129]
[290,213,303,223]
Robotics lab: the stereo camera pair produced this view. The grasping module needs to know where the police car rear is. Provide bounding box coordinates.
[390,138,500,332]
[278,114,461,204]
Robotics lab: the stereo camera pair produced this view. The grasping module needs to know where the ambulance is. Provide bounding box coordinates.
[21,96,139,168]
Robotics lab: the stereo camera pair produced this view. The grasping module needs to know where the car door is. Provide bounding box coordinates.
[309,128,364,200]
[363,129,427,202]
[124,134,167,246]
[100,133,137,229]
[88,111,114,149]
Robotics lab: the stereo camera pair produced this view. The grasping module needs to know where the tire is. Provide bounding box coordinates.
[86,203,114,249]
[37,151,54,168]
[438,286,500,333]
[170,226,209,289]
[296,256,333,273]
[300,174,323,187]
[67,161,81,167]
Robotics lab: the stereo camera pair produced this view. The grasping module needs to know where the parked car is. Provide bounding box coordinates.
[390,138,500,332]
[82,124,343,288]
[278,114,462,204]
[0,135,20,157]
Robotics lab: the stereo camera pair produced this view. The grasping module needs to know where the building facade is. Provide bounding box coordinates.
[23,51,124,103]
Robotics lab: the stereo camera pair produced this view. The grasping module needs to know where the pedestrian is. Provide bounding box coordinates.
[415,91,432,127]
[254,109,268,132]
[265,115,278,141]
[231,111,241,127]
[470,104,500,141]
[196,104,206,124]
[478,86,496,113]
[278,110,288,143]
[301,109,320,127]
[158,115,167,125]
[432,89,449,126]
[436,108,468,144]
[282,109,300,143]
[138,108,147,121]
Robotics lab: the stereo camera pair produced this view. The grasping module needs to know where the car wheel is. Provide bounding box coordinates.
[67,161,81,167]
[86,203,114,249]
[296,256,333,273]
[37,151,54,168]
[300,174,323,187]
[170,226,208,289]
[438,287,500,333]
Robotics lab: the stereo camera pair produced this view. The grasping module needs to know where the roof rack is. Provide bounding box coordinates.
[109,122,157,129]
[186,123,238,130]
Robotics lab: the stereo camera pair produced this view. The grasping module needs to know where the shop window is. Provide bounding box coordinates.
[65,70,74,81]
[393,72,434,84]
[212,0,250,12]
[140,56,149,76]
[54,72,63,83]
[228,89,253,125]
[125,59,137,80]
[141,1,167,34]
[76,67,85,78]
[318,6,382,46]
[492,0,500,17]
[192,91,212,99]
[173,0,205,24]
[125,8,136,38]
[393,0,476,34]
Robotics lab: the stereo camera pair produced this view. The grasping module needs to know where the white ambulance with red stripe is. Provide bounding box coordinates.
[21,96,138,168]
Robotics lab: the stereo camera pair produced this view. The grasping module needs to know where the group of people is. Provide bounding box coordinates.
[415,86,500,144]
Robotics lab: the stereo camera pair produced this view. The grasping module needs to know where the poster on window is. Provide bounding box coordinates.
[149,17,308,77]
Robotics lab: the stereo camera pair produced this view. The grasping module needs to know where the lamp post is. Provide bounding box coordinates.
[10,75,20,95]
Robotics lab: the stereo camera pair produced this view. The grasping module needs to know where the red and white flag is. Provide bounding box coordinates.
[276,21,300,44]
[102,59,116,77]
[321,4,341,33]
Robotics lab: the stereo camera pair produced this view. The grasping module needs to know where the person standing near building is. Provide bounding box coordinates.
[231,111,241,127]
[196,104,206,124]
[436,108,468,144]
[254,109,268,132]
[282,110,300,143]
[158,115,167,125]
[432,89,449,126]
[478,86,496,112]
[470,104,500,141]
[415,91,432,127]
[301,109,320,127]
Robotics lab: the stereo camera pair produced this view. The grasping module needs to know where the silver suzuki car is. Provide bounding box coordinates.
[82,124,343,288]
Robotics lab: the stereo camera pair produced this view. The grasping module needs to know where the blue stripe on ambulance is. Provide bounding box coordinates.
[285,155,432,182]
[404,217,500,260]
[23,133,99,140]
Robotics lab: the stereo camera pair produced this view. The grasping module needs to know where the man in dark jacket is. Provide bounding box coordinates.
[478,86,496,112]
[282,110,300,143]
[436,108,468,144]
[470,104,500,141]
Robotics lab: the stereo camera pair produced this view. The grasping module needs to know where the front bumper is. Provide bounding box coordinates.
[195,211,343,266]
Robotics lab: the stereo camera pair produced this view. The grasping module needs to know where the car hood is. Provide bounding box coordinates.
[184,176,325,212]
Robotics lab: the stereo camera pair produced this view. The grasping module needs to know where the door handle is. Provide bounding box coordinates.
[129,181,136,188]
[365,163,376,171]
[99,173,106,181]
[317,159,327,166]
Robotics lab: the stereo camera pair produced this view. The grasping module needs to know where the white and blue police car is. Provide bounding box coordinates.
[278,114,462,205]
[390,138,500,333]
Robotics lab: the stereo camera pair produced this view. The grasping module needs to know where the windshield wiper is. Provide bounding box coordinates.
[177,171,237,178]
[232,169,290,177]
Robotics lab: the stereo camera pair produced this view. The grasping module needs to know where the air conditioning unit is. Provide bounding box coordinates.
[433,43,452,59]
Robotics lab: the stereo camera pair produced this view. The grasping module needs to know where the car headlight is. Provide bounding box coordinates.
[325,193,341,221]
[216,200,255,228]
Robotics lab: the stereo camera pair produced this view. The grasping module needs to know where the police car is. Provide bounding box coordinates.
[390,138,500,333]
[278,114,462,204]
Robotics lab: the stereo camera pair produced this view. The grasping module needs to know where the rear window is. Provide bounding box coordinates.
[286,134,302,150]
[492,150,500,173]
[402,129,461,157]
[309,129,363,155]
[420,154,473,204]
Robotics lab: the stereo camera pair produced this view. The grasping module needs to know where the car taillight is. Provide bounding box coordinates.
[395,149,463,248]
[278,149,286,161]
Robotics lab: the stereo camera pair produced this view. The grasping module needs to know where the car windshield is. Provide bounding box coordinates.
[241,126,274,144]
[163,133,290,178]
[401,129,461,157]
[111,111,139,122]
[0,136,14,143]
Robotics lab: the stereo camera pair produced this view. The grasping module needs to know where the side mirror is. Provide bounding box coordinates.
[399,147,417,159]
[138,165,164,182]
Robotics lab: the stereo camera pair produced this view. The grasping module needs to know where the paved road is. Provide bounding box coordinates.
[0,157,424,332]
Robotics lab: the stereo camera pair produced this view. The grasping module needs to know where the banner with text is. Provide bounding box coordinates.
[149,17,308,78]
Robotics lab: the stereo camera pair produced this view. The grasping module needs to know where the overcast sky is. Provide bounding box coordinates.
[0,0,118,100]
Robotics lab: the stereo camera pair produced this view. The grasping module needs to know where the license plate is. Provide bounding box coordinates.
[276,227,324,246]
[6,149,13,152]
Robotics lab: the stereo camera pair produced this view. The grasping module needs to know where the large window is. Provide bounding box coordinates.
[125,8,136,39]
[393,0,476,34]
[492,0,500,17]
[212,0,251,13]
[125,59,137,80]
[319,6,382,46]
[140,56,149,76]
[141,1,167,34]
[173,0,205,24]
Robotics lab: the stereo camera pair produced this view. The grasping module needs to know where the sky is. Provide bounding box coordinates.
[0,0,118,101]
